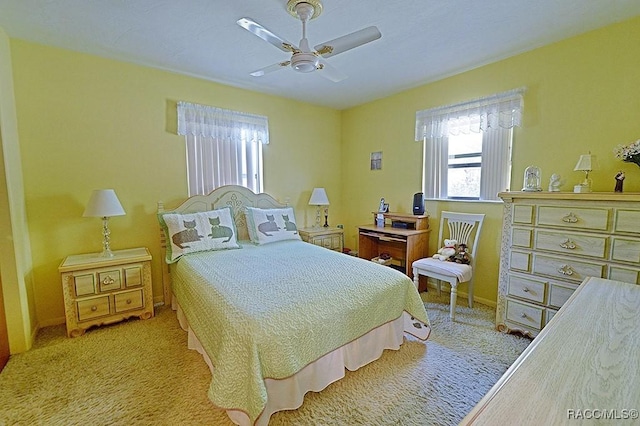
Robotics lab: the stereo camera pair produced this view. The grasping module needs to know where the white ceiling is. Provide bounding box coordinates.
[1,0,639,110]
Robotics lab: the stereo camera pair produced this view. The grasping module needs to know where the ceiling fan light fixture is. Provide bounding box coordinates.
[291,52,318,72]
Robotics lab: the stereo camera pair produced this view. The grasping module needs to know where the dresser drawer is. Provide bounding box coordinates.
[611,237,640,264]
[608,265,640,284]
[532,254,605,282]
[513,205,534,225]
[98,270,122,292]
[506,299,543,330]
[614,209,640,235]
[537,206,609,231]
[509,251,531,272]
[77,296,110,321]
[114,289,144,313]
[508,275,545,303]
[534,230,607,259]
[512,228,533,248]
[548,282,576,308]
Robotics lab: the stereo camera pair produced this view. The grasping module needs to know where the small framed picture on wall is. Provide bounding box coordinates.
[370,151,382,170]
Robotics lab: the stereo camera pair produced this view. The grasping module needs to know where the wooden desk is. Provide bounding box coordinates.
[462,277,640,425]
[358,222,430,279]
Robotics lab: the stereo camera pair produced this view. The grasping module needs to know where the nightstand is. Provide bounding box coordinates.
[299,227,344,252]
[59,247,154,337]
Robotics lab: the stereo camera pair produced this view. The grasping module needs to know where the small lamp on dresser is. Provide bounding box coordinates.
[83,189,126,257]
[573,153,598,193]
[308,187,330,227]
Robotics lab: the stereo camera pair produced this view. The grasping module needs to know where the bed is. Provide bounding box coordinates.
[157,185,430,425]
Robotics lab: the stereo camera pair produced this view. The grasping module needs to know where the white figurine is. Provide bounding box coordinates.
[548,173,562,192]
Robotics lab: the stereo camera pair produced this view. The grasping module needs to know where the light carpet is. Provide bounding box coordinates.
[0,291,530,425]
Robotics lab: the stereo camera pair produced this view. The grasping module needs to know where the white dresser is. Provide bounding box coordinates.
[464,277,640,425]
[496,192,640,337]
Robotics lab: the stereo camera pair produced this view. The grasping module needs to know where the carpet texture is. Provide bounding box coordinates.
[0,291,530,426]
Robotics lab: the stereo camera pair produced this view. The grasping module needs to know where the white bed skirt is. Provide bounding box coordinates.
[172,295,424,426]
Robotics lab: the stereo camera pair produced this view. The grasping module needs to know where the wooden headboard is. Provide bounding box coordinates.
[157,185,287,305]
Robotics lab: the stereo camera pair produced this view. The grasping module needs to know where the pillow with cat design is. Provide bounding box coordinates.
[158,206,240,263]
[245,207,301,245]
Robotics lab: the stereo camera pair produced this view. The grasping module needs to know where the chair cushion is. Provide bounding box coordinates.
[412,258,473,283]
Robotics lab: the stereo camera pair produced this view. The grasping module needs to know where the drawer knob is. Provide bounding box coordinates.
[562,212,578,223]
[91,305,98,312]
[560,239,577,250]
[558,264,574,276]
[523,287,530,293]
[520,312,527,319]
[126,299,132,304]
[102,275,115,285]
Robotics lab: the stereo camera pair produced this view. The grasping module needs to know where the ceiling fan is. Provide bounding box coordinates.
[237,0,381,82]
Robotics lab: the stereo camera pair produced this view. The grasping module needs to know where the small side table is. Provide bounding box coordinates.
[299,227,344,252]
[59,247,153,337]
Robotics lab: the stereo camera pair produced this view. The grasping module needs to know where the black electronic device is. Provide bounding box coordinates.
[412,192,424,215]
[391,220,415,230]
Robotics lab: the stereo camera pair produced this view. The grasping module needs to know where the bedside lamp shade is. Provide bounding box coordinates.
[83,189,126,218]
[308,188,330,206]
[83,189,126,257]
[308,187,330,227]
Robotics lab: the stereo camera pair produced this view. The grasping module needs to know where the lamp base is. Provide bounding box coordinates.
[100,248,115,258]
[573,184,592,193]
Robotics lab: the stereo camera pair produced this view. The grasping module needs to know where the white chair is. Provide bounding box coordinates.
[412,211,485,320]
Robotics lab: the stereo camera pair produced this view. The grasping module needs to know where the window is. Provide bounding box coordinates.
[415,88,524,201]
[447,132,483,199]
[177,102,269,196]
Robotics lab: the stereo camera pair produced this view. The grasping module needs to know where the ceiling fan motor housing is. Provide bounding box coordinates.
[291,52,318,72]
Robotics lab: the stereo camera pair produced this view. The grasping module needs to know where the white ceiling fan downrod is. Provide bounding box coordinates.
[291,2,319,73]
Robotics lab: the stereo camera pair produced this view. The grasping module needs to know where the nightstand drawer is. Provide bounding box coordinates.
[98,270,122,292]
[114,289,144,313]
[77,296,110,321]
[124,266,143,287]
[74,273,96,296]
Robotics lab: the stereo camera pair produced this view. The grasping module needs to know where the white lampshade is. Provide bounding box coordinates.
[83,189,126,218]
[574,154,598,172]
[308,188,330,206]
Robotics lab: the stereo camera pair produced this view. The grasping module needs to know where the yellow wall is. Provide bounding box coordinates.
[341,16,640,305]
[10,40,342,327]
[3,15,640,339]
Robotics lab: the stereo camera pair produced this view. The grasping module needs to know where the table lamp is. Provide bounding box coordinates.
[308,188,330,227]
[573,153,597,193]
[83,189,126,257]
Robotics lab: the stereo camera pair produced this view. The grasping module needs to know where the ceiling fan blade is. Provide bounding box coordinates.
[314,26,381,58]
[237,18,297,53]
[250,61,291,77]
[316,59,347,83]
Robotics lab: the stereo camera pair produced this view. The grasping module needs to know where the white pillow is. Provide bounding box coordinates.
[159,206,240,263]
[245,207,301,245]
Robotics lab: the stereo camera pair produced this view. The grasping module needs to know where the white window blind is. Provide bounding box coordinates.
[416,88,524,200]
[177,102,269,196]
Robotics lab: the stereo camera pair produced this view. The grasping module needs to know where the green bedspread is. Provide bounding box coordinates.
[172,239,429,423]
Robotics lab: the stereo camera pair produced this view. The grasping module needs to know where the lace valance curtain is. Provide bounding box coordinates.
[415,87,525,141]
[177,101,269,144]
